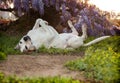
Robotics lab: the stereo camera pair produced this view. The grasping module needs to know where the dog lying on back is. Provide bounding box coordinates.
[14,18,59,52]
[15,18,110,52]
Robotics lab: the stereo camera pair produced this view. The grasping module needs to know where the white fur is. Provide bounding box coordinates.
[15,18,58,52]
[15,19,110,52]
[49,21,110,49]
[27,19,58,49]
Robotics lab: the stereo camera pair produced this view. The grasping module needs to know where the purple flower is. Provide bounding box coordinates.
[61,3,66,14]
[73,8,79,16]
[14,0,21,10]
[110,29,116,35]
[32,0,38,11]
[38,0,44,16]
[68,0,77,12]
[50,0,56,6]
[55,0,60,11]
[43,0,50,7]
[22,0,29,12]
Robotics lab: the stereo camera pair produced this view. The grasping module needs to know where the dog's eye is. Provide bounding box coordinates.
[25,46,28,49]
[20,41,22,44]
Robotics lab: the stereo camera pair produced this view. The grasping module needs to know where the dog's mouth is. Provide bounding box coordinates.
[27,45,36,52]
[23,49,36,53]
[28,49,36,52]
[15,44,36,53]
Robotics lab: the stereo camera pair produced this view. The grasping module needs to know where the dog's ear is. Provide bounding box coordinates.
[23,36,31,41]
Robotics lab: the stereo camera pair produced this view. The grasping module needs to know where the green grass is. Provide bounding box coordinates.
[0,72,80,83]
[65,36,120,83]
[38,45,86,55]
[0,33,22,55]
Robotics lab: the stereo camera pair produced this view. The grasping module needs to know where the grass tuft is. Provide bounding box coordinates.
[0,72,80,83]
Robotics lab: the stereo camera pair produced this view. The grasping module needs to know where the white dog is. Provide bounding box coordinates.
[14,18,59,52]
[15,18,110,52]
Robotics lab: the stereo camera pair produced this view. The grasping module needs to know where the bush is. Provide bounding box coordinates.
[0,52,7,60]
[0,72,80,83]
[65,36,120,83]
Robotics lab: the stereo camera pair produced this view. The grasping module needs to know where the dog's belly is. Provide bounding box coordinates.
[27,28,57,49]
[49,33,79,49]
[67,37,84,48]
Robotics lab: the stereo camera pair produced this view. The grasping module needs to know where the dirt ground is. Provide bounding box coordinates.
[0,54,89,81]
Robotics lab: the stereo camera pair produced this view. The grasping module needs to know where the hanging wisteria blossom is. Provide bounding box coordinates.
[32,0,39,11]
[13,0,22,16]
[11,0,118,36]
[43,0,49,7]
[50,0,55,6]
[55,0,60,11]
[13,0,21,10]
[38,0,44,16]
[21,0,29,12]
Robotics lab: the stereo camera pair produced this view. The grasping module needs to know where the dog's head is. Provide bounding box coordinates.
[14,35,36,52]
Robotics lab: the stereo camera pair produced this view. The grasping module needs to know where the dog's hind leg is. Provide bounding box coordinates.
[32,19,42,30]
[81,23,87,41]
[68,20,79,36]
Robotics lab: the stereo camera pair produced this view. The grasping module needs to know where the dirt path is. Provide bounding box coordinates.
[0,54,86,81]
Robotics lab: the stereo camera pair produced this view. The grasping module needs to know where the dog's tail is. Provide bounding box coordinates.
[68,20,79,36]
[83,36,110,46]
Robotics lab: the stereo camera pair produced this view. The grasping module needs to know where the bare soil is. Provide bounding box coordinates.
[0,54,87,81]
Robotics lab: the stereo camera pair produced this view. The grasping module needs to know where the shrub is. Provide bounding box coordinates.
[65,36,120,83]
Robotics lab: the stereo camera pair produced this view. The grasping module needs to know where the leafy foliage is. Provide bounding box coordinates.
[0,72,80,83]
[65,36,120,82]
